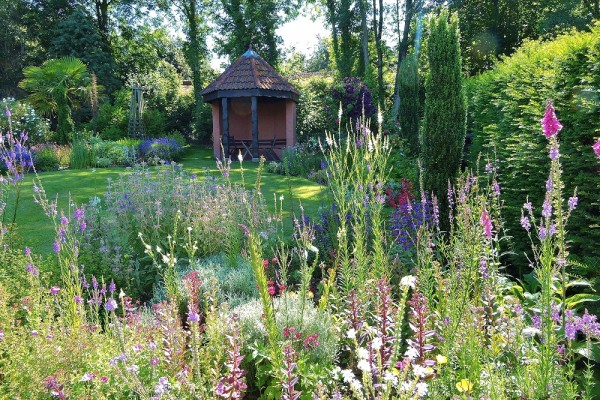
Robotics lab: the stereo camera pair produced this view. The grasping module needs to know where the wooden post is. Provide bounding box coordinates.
[251,96,259,160]
[221,98,229,156]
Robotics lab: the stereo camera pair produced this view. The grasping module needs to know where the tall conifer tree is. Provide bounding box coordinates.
[421,10,466,227]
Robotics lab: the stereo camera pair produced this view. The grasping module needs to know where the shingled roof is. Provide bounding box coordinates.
[201,47,299,102]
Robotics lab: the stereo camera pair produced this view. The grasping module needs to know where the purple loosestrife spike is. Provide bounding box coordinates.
[593,139,600,156]
[480,207,493,239]
[4,107,11,117]
[568,196,578,210]
[26,263,39,276]
[541,100,562,139]
[542,198,552,218]
[520,215,531,232]
[105,298,118,312]
[53,241,61,254]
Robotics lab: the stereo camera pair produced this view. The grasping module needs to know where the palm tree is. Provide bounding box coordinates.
[18,57,96,144]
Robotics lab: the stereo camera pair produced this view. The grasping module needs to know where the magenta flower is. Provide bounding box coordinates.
[480,207,493,239]
[541,100,562,139]
[593,139,600,156]
[4,107,11,117]
[50,286,60,296]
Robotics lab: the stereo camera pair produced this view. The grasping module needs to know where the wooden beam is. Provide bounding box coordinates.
[221,98,229,156]
[251,96,258,160]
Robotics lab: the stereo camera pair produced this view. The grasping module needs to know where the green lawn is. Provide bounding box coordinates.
[10,147,329,255]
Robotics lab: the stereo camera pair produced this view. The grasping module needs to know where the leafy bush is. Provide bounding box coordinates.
[467,24,600,270]
[331,77,376,122]
[142,109,167,138]
[289,73,337,143]
[0,98,51,145]
[31,144,60,171]
[153,254,258,308]
[138,137,183,162]
[280,143,323,177]
[91,138,134,167]
[234,292,339,368]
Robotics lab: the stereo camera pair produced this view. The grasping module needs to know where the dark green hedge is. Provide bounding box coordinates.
[467,24,600,273]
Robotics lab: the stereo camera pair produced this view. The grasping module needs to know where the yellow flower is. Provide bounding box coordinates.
[436,354,448,366]
[456,378,473,394]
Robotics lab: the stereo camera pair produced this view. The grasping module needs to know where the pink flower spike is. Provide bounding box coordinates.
[593,139,600,156]
[541,100,562,139]
[480,208,493,239]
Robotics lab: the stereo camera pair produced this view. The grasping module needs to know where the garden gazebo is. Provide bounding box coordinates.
[201,46,299,161]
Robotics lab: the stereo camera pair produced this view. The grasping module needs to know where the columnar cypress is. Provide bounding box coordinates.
[421,10,466,227]
[398,53,420,155]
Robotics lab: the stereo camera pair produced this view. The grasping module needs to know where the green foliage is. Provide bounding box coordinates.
[49,8,118,94]
[32,145,60,172]
[289,73,337,143]
[234,293,339,381]
[398,53,421,155]
[280,144,323,178]
[19,57,97,144]
[70,132,94,169]
[467,24,600,272]
[421,10,466,226]
[216,0,283,66]
[0,98,51,145]
[142,109,167,138]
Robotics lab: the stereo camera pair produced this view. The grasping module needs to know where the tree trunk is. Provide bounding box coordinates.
[391,0,414,120]
[95,0,110,42]
[372,0,384,105]
[185,0,203,106]
[358,0,369,78]
[326,0,341,76]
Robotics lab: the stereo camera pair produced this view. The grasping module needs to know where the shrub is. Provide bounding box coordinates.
[152,254,258,308]
[331,77,377,123]
[91,138,130,167]
[31,144,60,171]
[467,24,600,270]
[421,10,466,229]
[289,73,337,143]
[142,109,167,138]
[138,137,183,162]
[398,53,421,155]
[0,98,51,145]
[234,293,338,367]
[280,143,323,177]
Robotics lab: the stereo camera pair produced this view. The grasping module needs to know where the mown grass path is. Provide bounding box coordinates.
[10,147,329,255]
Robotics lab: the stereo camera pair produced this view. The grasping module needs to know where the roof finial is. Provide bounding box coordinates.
[243,44,257,58]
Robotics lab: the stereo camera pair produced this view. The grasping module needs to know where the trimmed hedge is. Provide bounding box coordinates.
[467,24,600,272]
